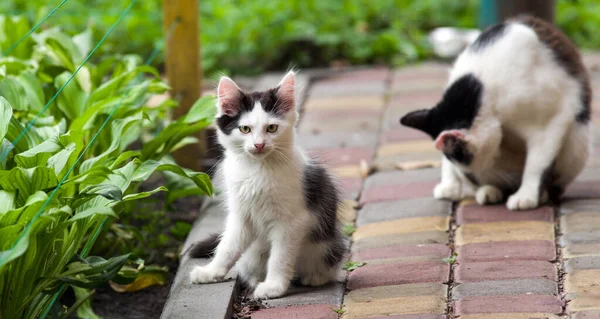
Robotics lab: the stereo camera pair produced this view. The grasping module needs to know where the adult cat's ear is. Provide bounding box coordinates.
[217,76,241,117]
[275,71,295,113]
[400,109,431,132]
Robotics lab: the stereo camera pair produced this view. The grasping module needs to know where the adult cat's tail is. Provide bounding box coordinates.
[182,233,220,258]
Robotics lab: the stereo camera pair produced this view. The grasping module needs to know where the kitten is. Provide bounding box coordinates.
[188,71,346,299]
[400,15,592,211]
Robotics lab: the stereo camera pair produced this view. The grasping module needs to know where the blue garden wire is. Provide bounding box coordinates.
[2,0,69,56]
[0,0,137,164]
[41,17,180,318]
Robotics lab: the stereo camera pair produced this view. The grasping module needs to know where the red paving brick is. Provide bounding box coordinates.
[307,147,374,167]
[564,181,600,199]
[381,128,431,143]
[456,240,556,262]
[347,261,449,290]
[251,304,338,319]
[354,244,450,261]
[453,295,563,315]
[455,260,557,283]
[360,181,437,204]
[339,177,363,198]
[367,315,446,319]
[456,205,554,225]
[301,109,381,122]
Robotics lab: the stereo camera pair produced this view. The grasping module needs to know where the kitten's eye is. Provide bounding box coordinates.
[266,124,278,133]
[239,126,251,134]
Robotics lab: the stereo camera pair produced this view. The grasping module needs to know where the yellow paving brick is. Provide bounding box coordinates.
[561,212,600,233]
[331,165,363,178]
[565,270,600,294]
[377,140,437,157]
[345,283,447,303]
[395,159,441,171]
[459,198,477,206]
[304,96,384,111]
[352,231,449,250]
[567,292,600,311]
[338,200,358,223]
[459,314,560,319]
[353,216,449,241]
[455,221,554,246]
[343,295,446,318]
[564,243,600,258]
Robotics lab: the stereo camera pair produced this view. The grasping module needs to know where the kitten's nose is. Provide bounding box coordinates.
[254,143,265,152]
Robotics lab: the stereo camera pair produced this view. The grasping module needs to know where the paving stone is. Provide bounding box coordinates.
[307,147,374,167]
[252,304,338,319]
[562,212,600,234]
[338,200,358,223]
[381,128,431,143]
[561,199,600,214]
[297,131,378,150]
[302,109,381,122]
[567,292,600,312]
[330,165,363,178]
[455,260,557,283]
[309,81,386,97]
[303,96,385,111]
[262,282,344,308]
[353,244,450,261]
[352,231,449,251]
[564,181,600,199]
[455,221,555,245]
[343,295,446,318]
[339,177,363,200]
[299,116,380,133]
[364,168,440,189]
[451,279,558,300]
[374,152,441,171]
[565,256,600,273]
[356,197,450,227]
[565,270,600,294]
[353,216,449,241]
[560,231,600,246]
[360,181,438,204]
[456,240,556,262]
[571,309,600,318]
[377,140,437,157]
[453,295,563,315]
[458,314,561,319]
[573,167,600,182]
[391,80,446,94]
[347,261,449,290]
[564,243,600,258]
[456,204,554,225]
[363,315,446,319]
[343,283,446,318]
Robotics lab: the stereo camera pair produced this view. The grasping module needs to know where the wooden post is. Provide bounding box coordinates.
[163,0,204,171]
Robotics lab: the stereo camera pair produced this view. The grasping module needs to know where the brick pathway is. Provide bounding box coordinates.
[250,56,600,318]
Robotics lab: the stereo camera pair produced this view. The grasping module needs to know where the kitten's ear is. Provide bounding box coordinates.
[400,109,431,132]
[217,76,241,117]
[435,130,465,152]
[275,71,295,113]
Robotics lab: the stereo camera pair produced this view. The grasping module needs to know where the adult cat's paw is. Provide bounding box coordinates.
[189,265,225,284]
[253,281,287,299]
[475,185,503,205]
[434,182,462,201]
[507,188,539,211]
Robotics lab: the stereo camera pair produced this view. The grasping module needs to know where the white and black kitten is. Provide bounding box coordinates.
[401,15,592,210]
[188,72,346,299]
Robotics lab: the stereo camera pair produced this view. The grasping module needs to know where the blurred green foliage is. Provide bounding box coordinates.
[1,0,598,76]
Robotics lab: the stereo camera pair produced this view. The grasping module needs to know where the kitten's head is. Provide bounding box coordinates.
[215,71,297,159]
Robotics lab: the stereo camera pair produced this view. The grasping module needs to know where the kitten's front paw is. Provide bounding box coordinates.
[434,182,462,201]
[253,281,287,299]
[189,265,226,284]
[475,185,503,205]
[507,188,539,211]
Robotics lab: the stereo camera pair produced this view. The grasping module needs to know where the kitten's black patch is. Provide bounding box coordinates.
[185,233,220,258]
[324,237,347,267]
[464,172,480,187]
[577,82,592,123]
[470,23,507,52]
[539,161,563,205]
[400,74,483,139]
[216,87,290,135]
[303,163,340,242]
[444,137,473,166]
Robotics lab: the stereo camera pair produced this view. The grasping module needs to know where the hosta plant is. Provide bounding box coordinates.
[0,16,214,318]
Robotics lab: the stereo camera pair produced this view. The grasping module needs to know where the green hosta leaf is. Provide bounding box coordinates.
[111,150,142,169]
[0,226,30,270]
[18,71,45,112]
[72,28,93,60]
[133,160,213,196]
[0,190,15,213]
[184,95,217,124]
[141,120,211,160]
[0,96,12,142]
[80,184,123,202]
[343,261,367,272]
[0,76,27,111]
[14,137,62,168]
[0,57,36,76]
[72,287,101,319]
[62,166,114,187]
[0,166,57,205]
[54,71,88,120]
[122,186,168,202]
[69,206,116,222]
[89,65,158,104]
[54,254,132,289]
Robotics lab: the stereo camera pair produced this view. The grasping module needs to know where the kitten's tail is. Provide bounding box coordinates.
[182,233,221,258]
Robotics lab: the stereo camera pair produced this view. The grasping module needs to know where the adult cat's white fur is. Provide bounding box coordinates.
[189,72,345,299]
[401,16,592,210]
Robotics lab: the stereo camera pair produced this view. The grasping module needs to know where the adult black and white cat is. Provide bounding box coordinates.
[188,72,346,299]
[400,15,592,211]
